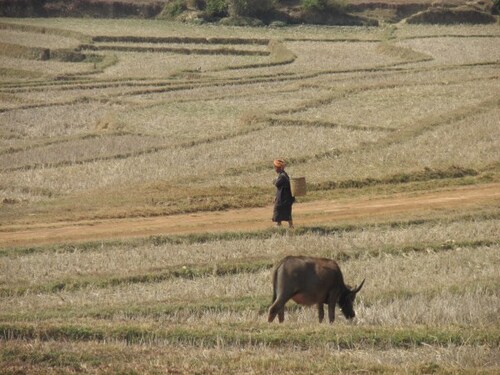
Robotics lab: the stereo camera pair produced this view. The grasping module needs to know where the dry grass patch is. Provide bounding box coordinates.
[122,80,322,113]
[211,40,405,78]
[1,122,386,197]
[0,29,81,49]
[115,98,259,139]
[0,56,92,78]
[395,24,500,38]
[1,339,498,374]
[0,17,386,41]
[295,78,498,130]
[398,36,500,66]
[0,67,43,82]
[266,105,500,185]
[0,134,170,171]
[1,206,499,373]
[96,51,271,79]
[0,23,498,210]
[1,243,498,329]
[1,217,498,289]
[2,81,182,105]
[0,19,499,374]
[0,103,130,138]
[301,63,500,91]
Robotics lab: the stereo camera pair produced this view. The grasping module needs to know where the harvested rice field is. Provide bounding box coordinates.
[0,17,499,374]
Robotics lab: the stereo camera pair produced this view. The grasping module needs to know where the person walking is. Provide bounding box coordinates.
[272,159,294,228]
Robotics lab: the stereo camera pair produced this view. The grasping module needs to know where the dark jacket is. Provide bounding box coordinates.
[274,171,294,207]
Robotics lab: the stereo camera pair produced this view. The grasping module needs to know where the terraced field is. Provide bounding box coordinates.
[0,18,499,373]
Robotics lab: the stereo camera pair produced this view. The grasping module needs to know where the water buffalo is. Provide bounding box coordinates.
[268,255,365,323]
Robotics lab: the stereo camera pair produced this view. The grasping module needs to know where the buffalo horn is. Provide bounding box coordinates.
[351,279,365,294]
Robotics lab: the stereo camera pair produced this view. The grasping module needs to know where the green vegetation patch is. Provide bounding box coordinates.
[0,345,102,371]
[1,322,498,349]
[1,295,271,323]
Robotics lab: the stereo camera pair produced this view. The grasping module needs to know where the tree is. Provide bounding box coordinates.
[227,0,275,17]
[301,0,347,12]
[205,0,227,17]
[493,0,499,15]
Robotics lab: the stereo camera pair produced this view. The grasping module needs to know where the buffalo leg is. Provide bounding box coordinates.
[327,291,340,323]
[317,303,325,323]
[278,307,285,323]
[268,295,290,323]
[268,303,279,323]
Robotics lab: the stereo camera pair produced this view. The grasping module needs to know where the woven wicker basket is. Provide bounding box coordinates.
[290,177,306,197]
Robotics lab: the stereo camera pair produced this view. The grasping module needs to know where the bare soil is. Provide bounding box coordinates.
[0,183,498,248]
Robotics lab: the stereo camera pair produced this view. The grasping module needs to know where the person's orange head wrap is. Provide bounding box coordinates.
[273,159,286,169]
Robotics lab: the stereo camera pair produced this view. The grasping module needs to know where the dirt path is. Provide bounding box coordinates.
[1,183,499,248]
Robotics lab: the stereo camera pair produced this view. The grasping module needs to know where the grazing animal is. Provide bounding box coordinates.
[268,256,365,323]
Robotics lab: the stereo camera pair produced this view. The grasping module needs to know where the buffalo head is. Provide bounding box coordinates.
[338,279,365,319]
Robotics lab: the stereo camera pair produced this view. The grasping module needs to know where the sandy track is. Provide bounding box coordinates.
[1,183,499,248]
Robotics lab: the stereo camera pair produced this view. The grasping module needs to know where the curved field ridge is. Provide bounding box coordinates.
[92,35,271,45]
